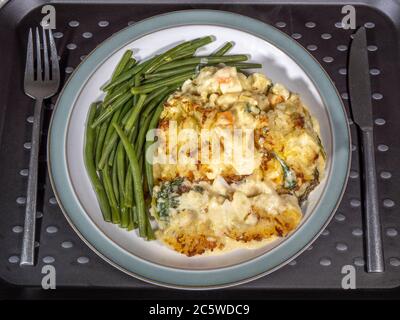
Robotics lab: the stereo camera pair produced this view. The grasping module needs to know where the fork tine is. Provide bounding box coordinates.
[48,29,60,83]
[35,27,42,81]
[24,28,34,83]
[42,28,50,81]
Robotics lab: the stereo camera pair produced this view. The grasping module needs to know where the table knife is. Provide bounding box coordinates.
[348,26,384,273]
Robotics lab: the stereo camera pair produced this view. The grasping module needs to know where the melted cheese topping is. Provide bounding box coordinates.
[151,66,326,256]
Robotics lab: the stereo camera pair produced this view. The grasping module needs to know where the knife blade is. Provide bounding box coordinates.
[348,26,384,273]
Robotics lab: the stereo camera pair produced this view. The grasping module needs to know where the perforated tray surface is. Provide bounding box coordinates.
[0,0,399,291]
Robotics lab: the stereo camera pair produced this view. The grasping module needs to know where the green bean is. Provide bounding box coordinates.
[84,103,112,222]
[132,206,138,227]
[95,116,111,168]
[113,123,149,238]
[131,72,194,95]
[144,36,212,74]
[102,166,120,224]
[111,50,133,81]
[141,86,177,119]
[143,86,169,104]
[156,54,247,72]
[122,119,140,209]
[228,62,262,69]
[111,153,120,204]
[120,207,130,228]
[133,73,141,105]
[135,111,154,154]
[124,168,134,208]
[144,101,165,196]
[144,65,196,81]
[116,143,126,189]
[91,91,132,128]
[98,101,135,170]
[101,64,141,92]
[212,41,233,56]
[103,82,130,107]
[124,94,147,131]
[146,220,155,240]
[124,57,136,71]
[126,208,134,231]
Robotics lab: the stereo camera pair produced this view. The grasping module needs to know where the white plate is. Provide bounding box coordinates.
[49,10,350,288]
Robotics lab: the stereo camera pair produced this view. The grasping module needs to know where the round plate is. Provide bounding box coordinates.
[48,10,350,289]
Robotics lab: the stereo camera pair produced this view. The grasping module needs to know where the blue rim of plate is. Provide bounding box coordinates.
[48,9,351,289]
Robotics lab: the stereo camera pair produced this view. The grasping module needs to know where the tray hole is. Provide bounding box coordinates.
[77,256,90,264]
[306,44,317,51]
[53,32,63,39]
[288,260,297,266]
[380,171,391,179]
[349,170,359,179]
[370,68,380,75]
[375,118,385,125]
[350,199,361,208]
[61,241,74,249]
[16,197,26,205]
[353,257,365,267]
[305,21,316,28]
[19,169,29,176]
[46,225,58,234]
[377,144,389,152]
[80,55,87,61]
[12,225,23,233]
[351,144,356,151]
[341,92,348,100]
[323,56,334,63]
[389,257,400,267]
[372,93,383,100]
[336,243,348,252]
[321,33,332,40]
[337,45,347,51]
[319,257,331,266]
[82,32,93,39]
[338,68,347,75]
[367,45,378,52]
[8,255,19,264]
[68,20,80,27]
[36,211,43,219]
[26,116,34,123]
[383,199,395,208]
[386,228,398,237]
[49,197,58,205]
[98,20,110,27]
[334,22,343,28]
[335,213,346,222]
[321,229,330,236]
[65,67,74,74]
[364,22,375,29]
[43,256,55,264]
[66,43,77,50]
[307,245,313,251]
[23,142,31,150]
[275,21,286,28]
[291,33,302,40]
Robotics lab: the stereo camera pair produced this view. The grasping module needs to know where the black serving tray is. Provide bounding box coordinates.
[0,0,399,295]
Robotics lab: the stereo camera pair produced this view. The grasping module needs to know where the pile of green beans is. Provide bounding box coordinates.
[83,36,262,239]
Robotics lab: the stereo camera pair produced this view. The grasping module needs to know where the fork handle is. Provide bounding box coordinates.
[20,98,44,266]
[361,128,384,273]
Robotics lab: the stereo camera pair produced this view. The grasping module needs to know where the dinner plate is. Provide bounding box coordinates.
[48,10,350,289]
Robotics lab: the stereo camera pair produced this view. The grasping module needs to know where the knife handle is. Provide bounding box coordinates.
[361,128,384,272]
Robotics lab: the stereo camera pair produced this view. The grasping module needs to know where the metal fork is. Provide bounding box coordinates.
[20,27,60,266]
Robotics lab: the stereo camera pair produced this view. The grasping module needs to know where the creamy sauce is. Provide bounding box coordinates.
[151,66,325,256]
